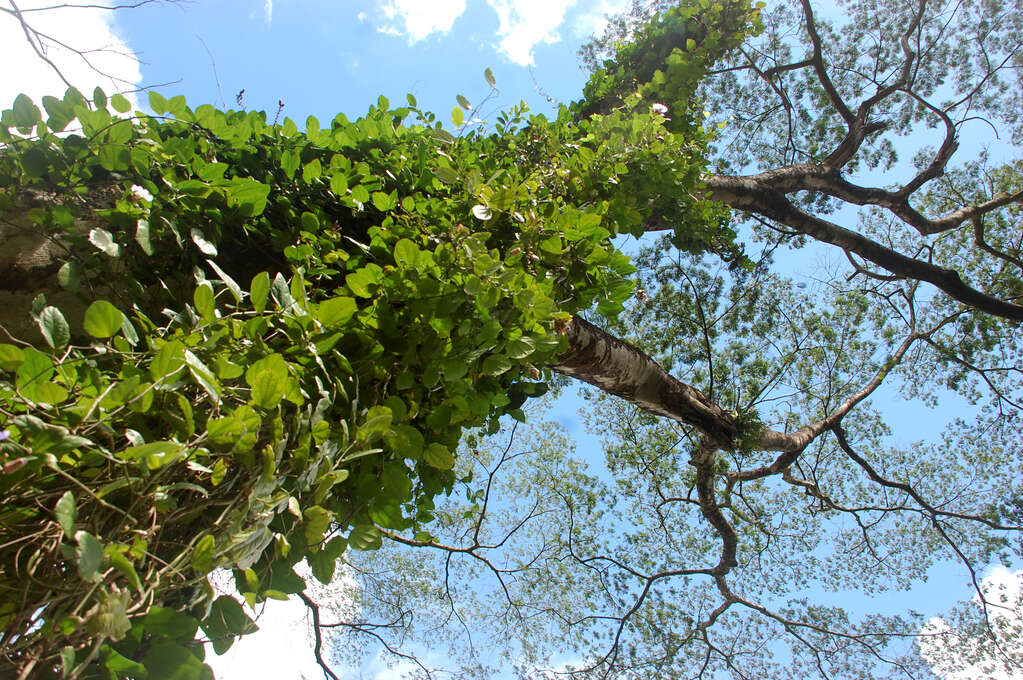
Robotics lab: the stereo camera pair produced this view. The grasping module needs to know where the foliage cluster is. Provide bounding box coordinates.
[0,20,747,671]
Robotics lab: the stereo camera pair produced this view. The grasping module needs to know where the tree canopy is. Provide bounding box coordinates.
[1,0,1022,678]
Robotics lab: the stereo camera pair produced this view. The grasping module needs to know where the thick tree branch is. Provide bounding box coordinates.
[703,176,1023,321]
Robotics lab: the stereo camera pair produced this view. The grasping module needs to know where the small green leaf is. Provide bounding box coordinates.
[110,93,131,113]
[193,282,215,321]
[192,534,216,573]
[205,259,243,303]
[38,306,70,350]
[55,491,77,538]
[190,228,218,256]
[250,272,270,313]
[57,261,83,292]
[484,67,496,88]
[122,441,185,469]
[456,94,471,110]
[83,301,124,338]
[451,106,464,127]
[75,531,104,581]
[89,228,121,257]
[135,218,154,255]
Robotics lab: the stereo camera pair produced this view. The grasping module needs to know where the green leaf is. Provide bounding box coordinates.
[10,94,41,128]
[0,344,24,371]
[144,641,207,680]
[84,301,124,338]
[250,272,270,313]
[227,177,271,216]
[205,259,242,304]
[57,261,83,292]
[107,550,142,591]
[110,93,131,113]
[75,531,104,581]
[456,94,471,110]
[150,340,186,382]
[348,524,382,551]
[201,596,257,655]
[135,218,154,255]
[506,336,535,359]
[434,165,459,184]
[424,442,454,469]
[93,87,107,109]
[143,608,199,641]
[38,306,70,350]
[481,354,512,376]
[484,67,496,88]
[250,368,287,409]
[371,190,397,212]
[451,106,465,127]
[55,491,77,538]
[192,534,216,573]
[193,282,215,321]
[89,228,121,257]
[316,296,357,327]
[122,441,185,469]
[184,350,220,401]
[190,228,218,257]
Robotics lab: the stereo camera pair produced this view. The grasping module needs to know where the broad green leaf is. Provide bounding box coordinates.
[0,344,24,371]
[456,94,471,110]
[348,524,382,551]
[317,296,357,327]
[250,369,287,409]
[144,641,207,680]
[434,165,459,184]
[150,340,186,382]
[83,301,124,338]
[38,306,70,350]
[424,442,454,470]
[371,190,396,212]
[481,354,512,376]
[122,441,185,469]
[201,596,257,655]
[484,67,496,87]
[451,106,465,127]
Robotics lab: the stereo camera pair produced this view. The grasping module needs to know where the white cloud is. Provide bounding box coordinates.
[379,0,466,43]
[374,0,629,66]
[487,0,576,65]
[0,0,142,111]
[264,0,273,25]
[571,0,632,39]
[919,567,1023,679]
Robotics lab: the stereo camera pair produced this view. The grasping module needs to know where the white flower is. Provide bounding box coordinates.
[129,184,153,202]
[651,103,669,116]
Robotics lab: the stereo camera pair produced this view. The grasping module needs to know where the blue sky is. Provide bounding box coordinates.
[1,1,1019,678]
